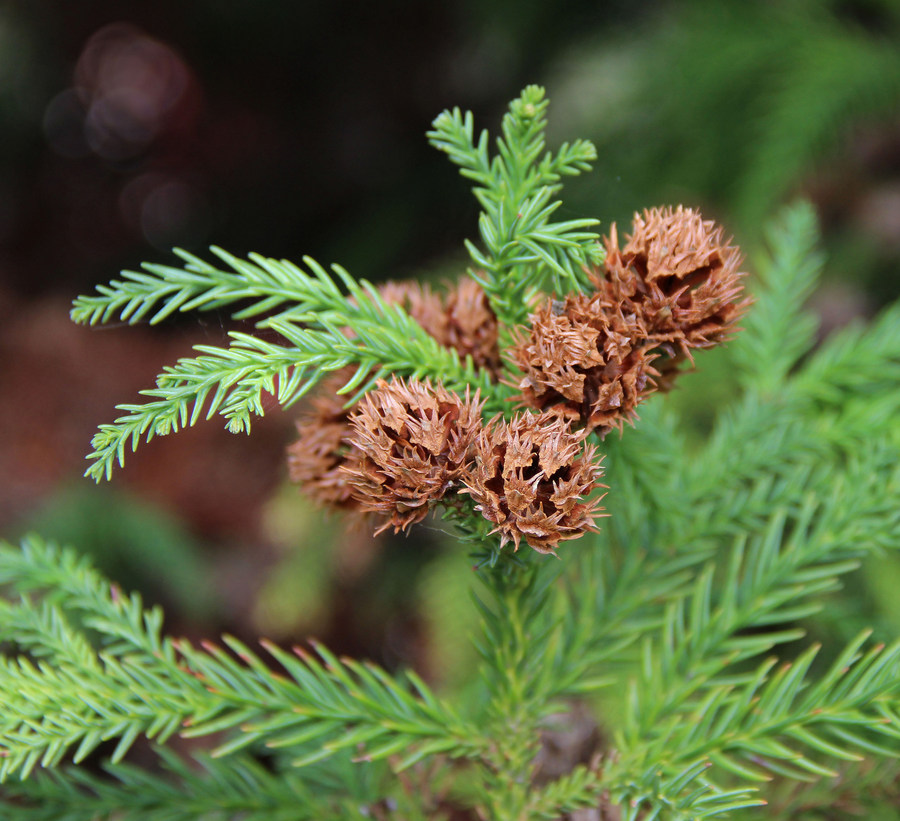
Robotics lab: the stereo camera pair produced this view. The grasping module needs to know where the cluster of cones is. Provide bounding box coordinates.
[513,205,749,433]
[287,206,749,553]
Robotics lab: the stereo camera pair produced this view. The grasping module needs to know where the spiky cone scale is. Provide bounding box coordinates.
[462,412,605,554]
[342,377,485,535]
[509,293,659,435]
[286,368,361,511]
[597,205,751,359]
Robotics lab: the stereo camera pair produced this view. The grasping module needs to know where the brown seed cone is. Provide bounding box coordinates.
[443,277,502,373]
[598,205,751,356]
[462,412,605,554]
[509,293,659,435]
[377,280,449,342]
[342,377,485,535]
[286,368,361,511]
[378,277,501,375]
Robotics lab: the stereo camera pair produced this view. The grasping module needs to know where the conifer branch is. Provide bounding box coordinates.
[0,747,356,820]
[682,386,900,554]
[607,635,900,817]
[547,541,710,701]
[471,567,564,750]
[605,765,762,821]
[681,396,816,540]
[0,534,171,659]
[463,567,586,819]
[71,249,368,327]
[0,537,489,780]
[628,452,900,740]
[526,765,604,819]
[72,251,501,481]
[731,200,822,394]
[428,85,603,327]
[683,201,900,549]
[766,758,900,818]
[794,298,900,408]
[84,334,311,481]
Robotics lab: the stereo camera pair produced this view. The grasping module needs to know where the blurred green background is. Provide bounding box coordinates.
[1,0,899,695]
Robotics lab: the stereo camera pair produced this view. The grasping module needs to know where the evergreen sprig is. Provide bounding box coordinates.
[731,200,822,395]
[607,634,900,819]
[0,747,363,821]
[0,536,488,783]
[72,251,500,481]
[629,457,899,739]
[677,202,900,550]
[71,247,380,327]
[427,85,603,327]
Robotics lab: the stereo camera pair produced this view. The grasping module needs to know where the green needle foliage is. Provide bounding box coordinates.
[4,87,900,819]
[427,84,603,328]
[71,250,500,481]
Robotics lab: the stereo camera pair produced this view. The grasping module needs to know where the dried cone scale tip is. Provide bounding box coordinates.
[463,412,605,554]
[599,205,750,356]
[510,293,659,435]
[342,377,484,534]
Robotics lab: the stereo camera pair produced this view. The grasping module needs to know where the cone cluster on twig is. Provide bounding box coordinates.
[287,207,747,554]
[289,277,500,514]
[289,373,603,553]
[512,205,749,431]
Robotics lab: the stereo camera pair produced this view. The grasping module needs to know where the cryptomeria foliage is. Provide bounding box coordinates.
[3,86,900,819]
